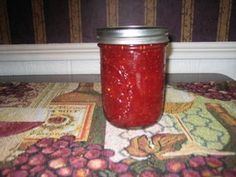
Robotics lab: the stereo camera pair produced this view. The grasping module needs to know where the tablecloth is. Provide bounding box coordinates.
[0,81,235,177]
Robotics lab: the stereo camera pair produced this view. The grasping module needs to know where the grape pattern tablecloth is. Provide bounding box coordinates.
[0,81,235,177]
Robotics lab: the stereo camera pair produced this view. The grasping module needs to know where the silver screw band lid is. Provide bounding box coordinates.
[97,26,169,45]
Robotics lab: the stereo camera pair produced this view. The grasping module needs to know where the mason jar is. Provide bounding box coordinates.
[97,26,168,128]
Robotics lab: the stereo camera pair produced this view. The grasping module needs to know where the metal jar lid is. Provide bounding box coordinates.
[97,26,168,45]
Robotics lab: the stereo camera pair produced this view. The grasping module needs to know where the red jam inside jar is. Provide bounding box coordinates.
[97,27,168,128]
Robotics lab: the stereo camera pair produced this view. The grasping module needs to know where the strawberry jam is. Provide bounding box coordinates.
[97,27,168,128]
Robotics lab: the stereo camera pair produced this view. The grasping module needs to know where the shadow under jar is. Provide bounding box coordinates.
[97,26,169,128]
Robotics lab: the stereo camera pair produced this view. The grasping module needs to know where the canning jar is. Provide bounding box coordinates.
[97,26,168,128]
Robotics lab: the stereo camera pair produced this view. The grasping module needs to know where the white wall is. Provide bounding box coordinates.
[0,42,235,79]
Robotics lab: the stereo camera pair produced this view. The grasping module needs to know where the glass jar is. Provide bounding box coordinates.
[97,26,168,128]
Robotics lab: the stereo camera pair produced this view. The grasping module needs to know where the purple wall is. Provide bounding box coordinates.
[0,0,235,43]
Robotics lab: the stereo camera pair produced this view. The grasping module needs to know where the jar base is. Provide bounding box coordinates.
[107,119,158,130]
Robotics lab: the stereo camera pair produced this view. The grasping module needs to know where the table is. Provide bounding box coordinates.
[0,74,235,177]
[0,73,233,83]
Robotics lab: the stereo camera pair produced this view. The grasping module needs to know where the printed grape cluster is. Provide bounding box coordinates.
[177,81,236,101]
[0,135,131,177]
[132,155,236,177]
[162,156,236,177]
[0,83,33,98]
[1,135,236,177]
